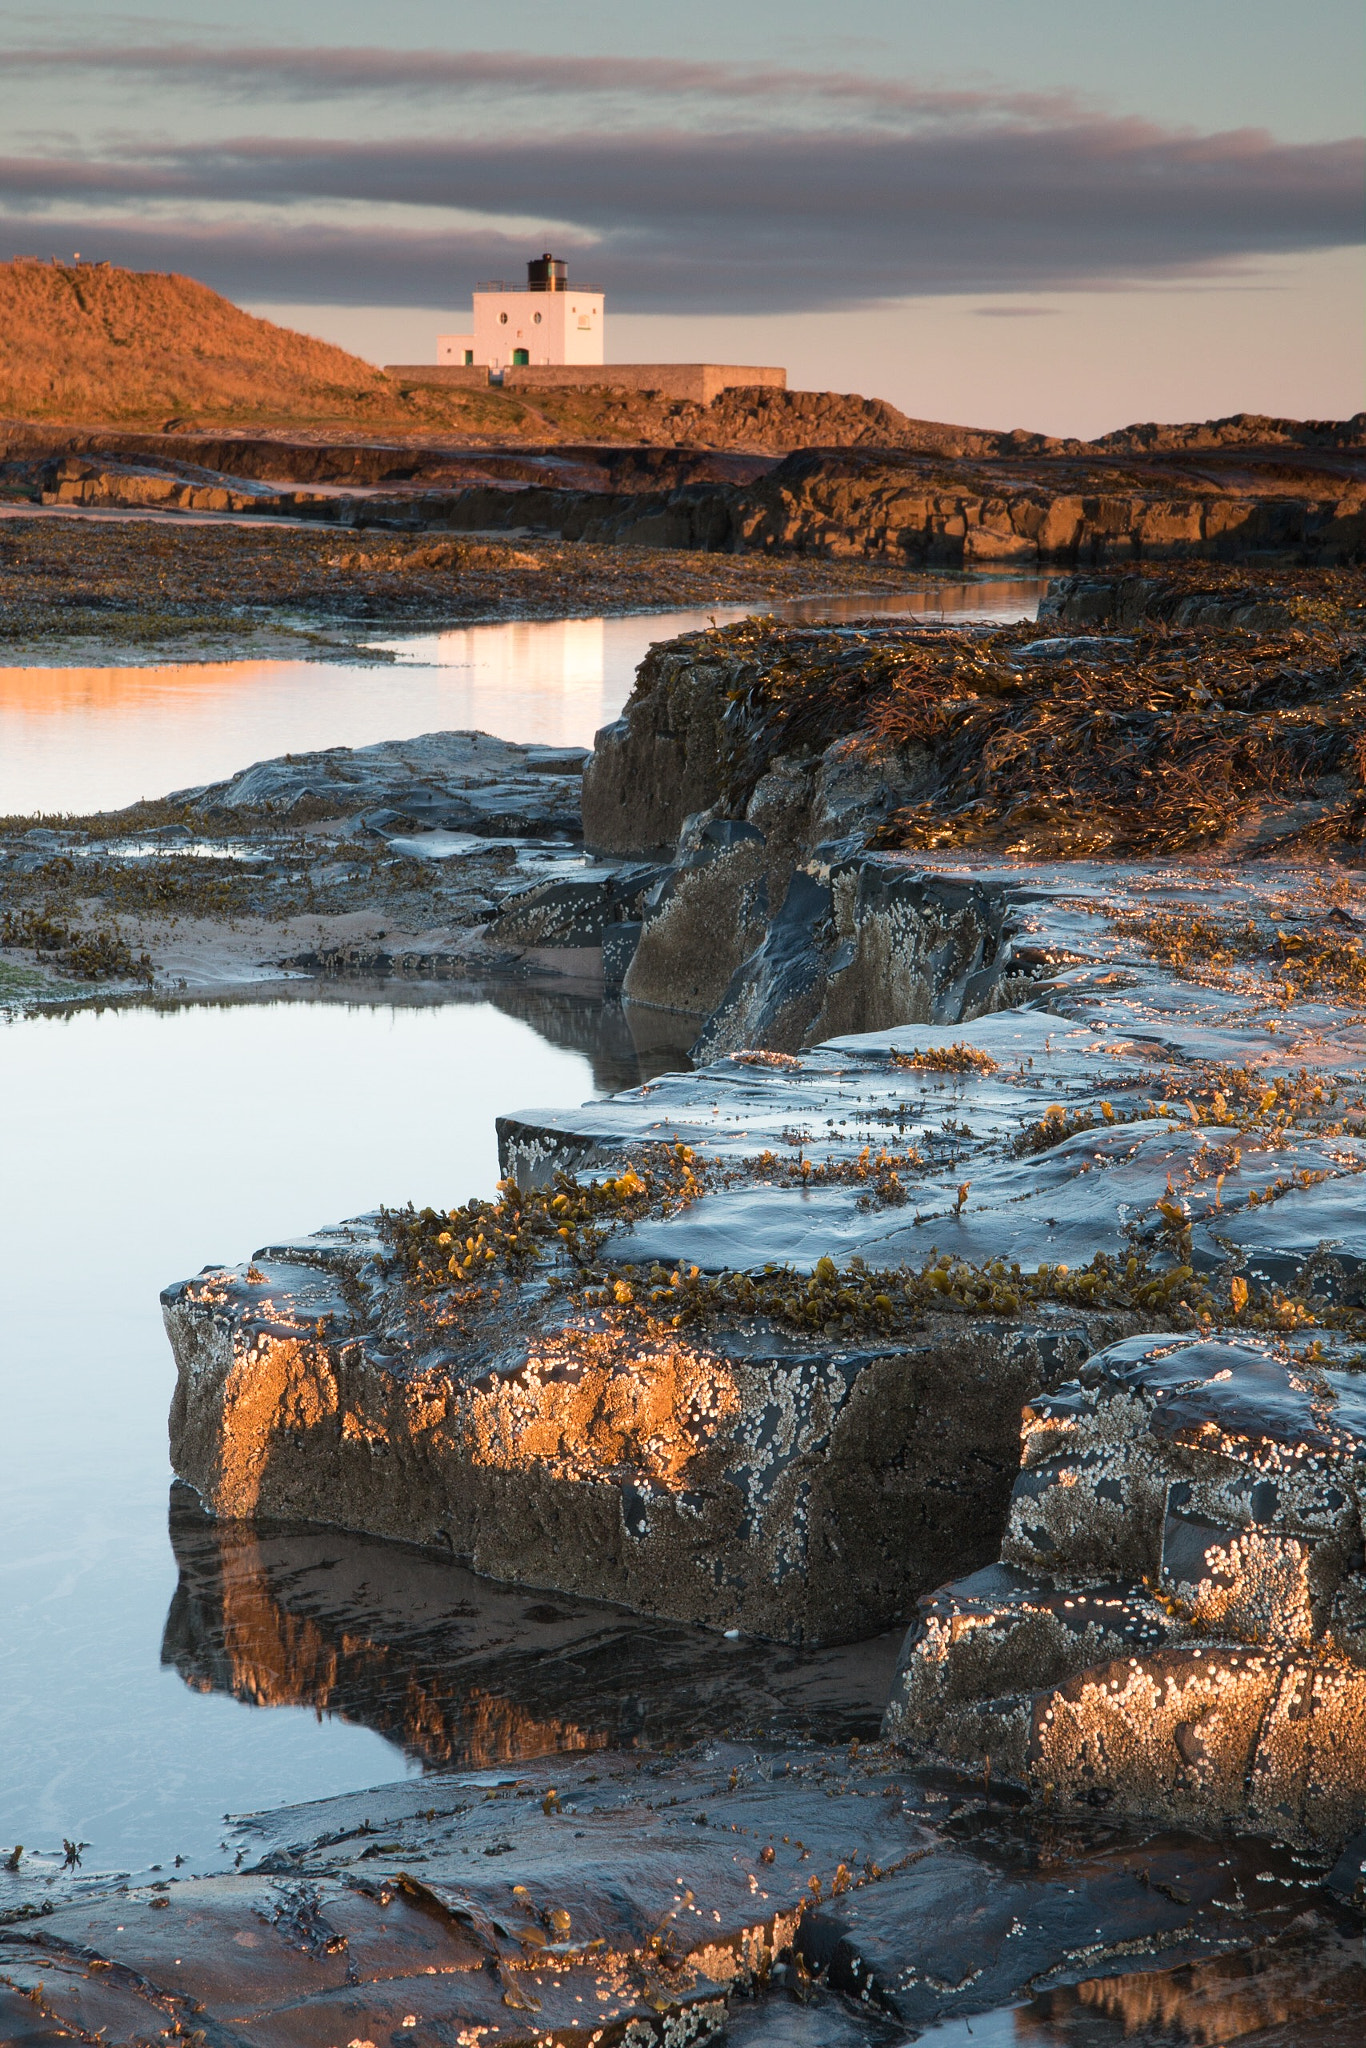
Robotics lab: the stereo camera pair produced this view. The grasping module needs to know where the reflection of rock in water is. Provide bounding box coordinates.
[160,1482,899,1768]
[480,981,694,1092]
[1017,1937,1366,2043]
[130,976,695,1096]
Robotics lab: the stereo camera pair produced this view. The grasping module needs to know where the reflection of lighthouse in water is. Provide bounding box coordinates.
[424,619,608,750]
[438,253,604,370]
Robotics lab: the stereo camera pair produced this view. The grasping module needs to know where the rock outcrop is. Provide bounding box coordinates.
[163,860,1366,1659]
[165,1005,1174,1647]
[161,572,1366,1853]
[4,400,1364,565]
[172,729,588,837]
[885,1331,1366,1846]
[716,445,1366,567]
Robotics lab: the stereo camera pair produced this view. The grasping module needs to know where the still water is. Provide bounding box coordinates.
[0,580,1048,816]
[0,995,601,1869]
[0,579,1043,1875]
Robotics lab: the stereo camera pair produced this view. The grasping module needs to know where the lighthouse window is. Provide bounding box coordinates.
[499,311,508,325]
[533,311,542,324]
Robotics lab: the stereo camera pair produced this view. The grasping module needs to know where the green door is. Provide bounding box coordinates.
[512,348,530,366]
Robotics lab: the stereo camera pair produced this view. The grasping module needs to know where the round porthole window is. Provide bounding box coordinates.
[533,311,542,324]
[499,311,508,325]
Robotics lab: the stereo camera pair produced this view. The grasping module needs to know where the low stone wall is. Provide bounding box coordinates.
[501,363,787,403]
[381,363,789,402]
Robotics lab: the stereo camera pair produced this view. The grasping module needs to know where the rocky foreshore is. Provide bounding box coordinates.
[156,565,1366,1823]
[8,1739,1366,2043]
[12,562,1366,2041]
[4,407,1364,573]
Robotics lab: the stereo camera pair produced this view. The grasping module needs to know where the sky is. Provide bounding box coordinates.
[0,0,1361,435]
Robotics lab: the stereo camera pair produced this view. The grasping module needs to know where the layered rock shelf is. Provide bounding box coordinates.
[155,564,1366,1888]
[4,408,1363,567]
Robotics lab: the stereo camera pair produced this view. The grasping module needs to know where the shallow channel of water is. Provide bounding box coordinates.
[0,580,1048,816]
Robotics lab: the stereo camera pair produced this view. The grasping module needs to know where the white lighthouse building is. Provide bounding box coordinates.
[395,251,785,401]
[438,253,603,371]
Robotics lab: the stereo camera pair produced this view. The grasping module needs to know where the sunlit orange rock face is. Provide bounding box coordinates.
[165,1238,1119,1647]
[463,1327,741,1488]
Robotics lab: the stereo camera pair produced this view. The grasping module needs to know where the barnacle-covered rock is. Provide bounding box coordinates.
[887,1332,1366,1843]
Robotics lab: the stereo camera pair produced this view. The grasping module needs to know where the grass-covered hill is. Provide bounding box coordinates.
[0,259,481,427]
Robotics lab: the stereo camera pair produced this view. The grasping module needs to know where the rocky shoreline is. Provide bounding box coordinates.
[160,563,1366,1806]
[3,407,1363,580]
[9,559,1366,2041]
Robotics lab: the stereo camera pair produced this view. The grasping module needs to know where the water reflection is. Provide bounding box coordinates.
[1009,1937,1366,2044]
[0,991,627,1869]
[161,1484,902,1769]
[0,582,1048,816]
[136,972,697,1096]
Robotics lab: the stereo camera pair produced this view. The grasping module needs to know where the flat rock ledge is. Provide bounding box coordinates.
[6,1743,1366,2044]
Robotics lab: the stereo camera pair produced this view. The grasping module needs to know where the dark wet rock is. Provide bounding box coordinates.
[488,861,671,949]
[689,862,1022,1062]
[585,604,1366,875]
[1193,1182,1366,1306]
[1041,562,1366,633]
[4,1745,1360,2044]
[172,728,588,837]
[623,823,772,1019]
[582,639,740,855]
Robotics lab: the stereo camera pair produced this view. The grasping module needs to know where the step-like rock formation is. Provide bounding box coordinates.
[885,1331,1366,1846]
[160,575,1366,1846]
[163,868,1366,1662]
